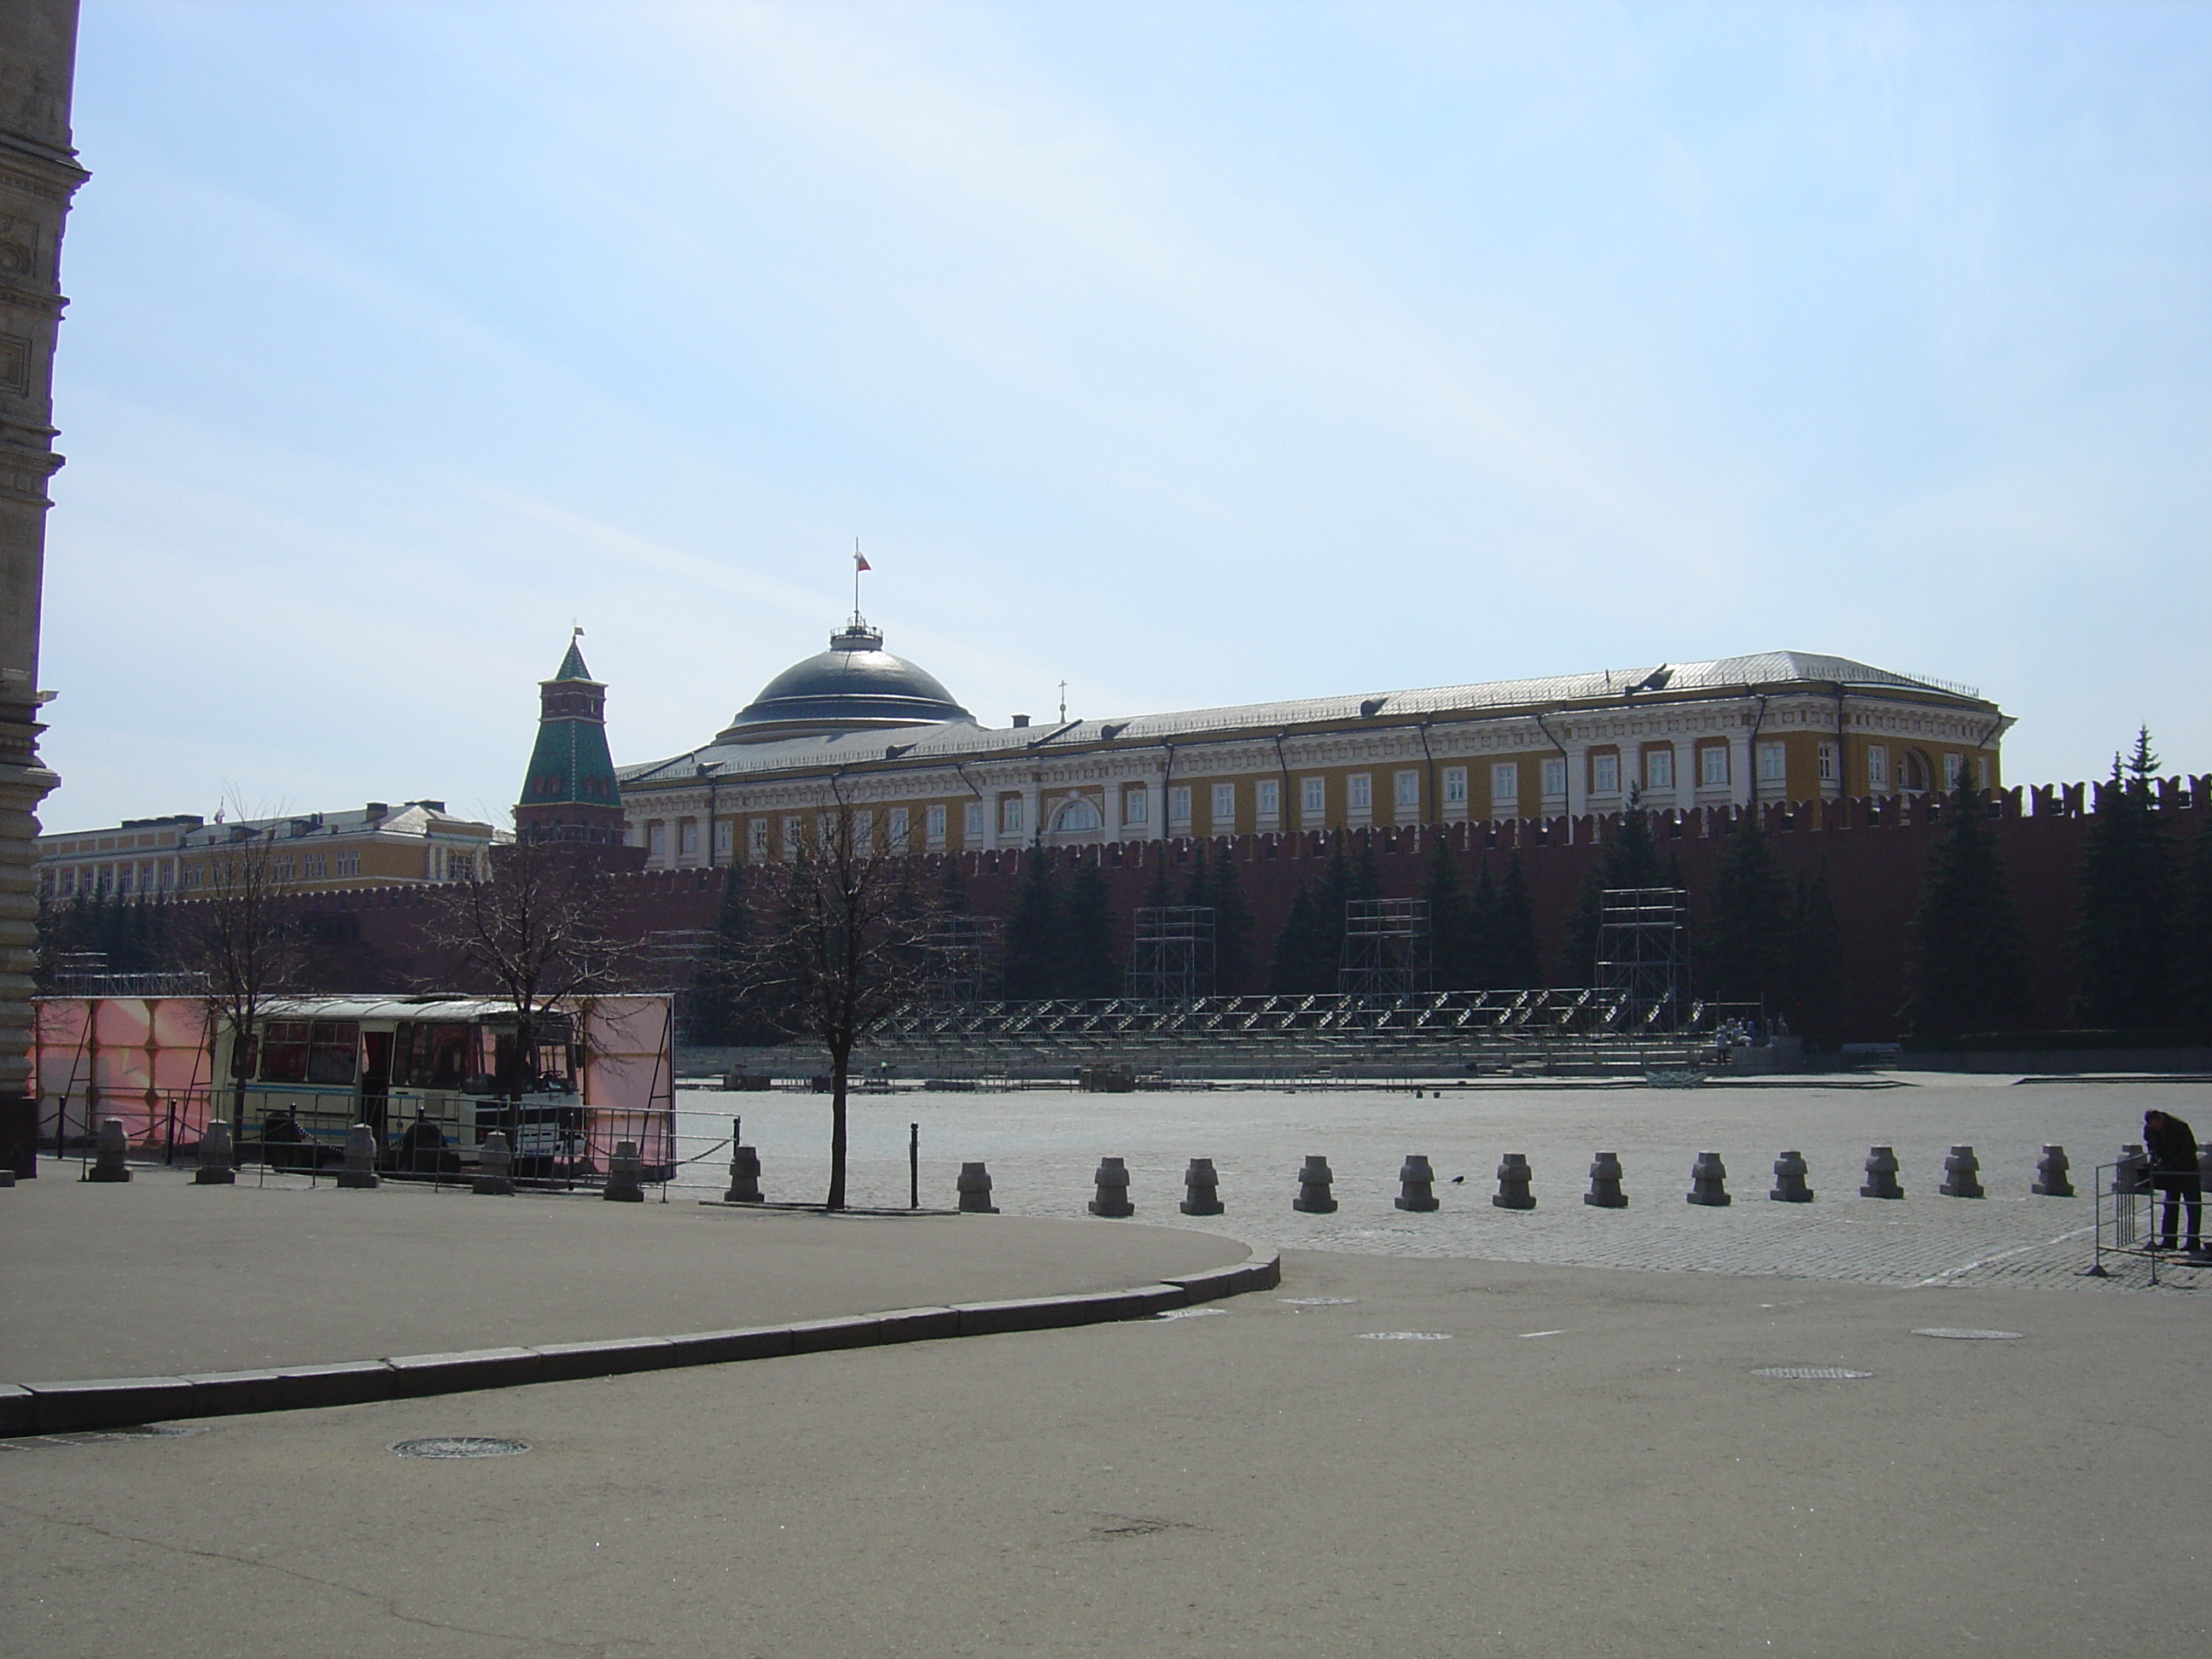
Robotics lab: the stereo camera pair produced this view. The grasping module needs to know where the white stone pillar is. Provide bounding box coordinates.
[1729,733,1753,808]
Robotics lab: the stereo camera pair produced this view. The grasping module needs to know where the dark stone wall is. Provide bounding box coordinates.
[282,778,2211,1043]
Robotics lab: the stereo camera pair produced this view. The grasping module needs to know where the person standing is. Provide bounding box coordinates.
[2142,1109,2203,1255]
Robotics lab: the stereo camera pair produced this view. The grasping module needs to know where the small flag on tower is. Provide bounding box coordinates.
[854,543,871,573]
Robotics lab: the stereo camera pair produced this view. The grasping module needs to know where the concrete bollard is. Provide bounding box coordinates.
[474,1130,516,1196]
[1768,1150,1813,1203]
[1860,1145,1905,1200]
[723,1144,764,1204]
[603,1139,645,1202]
[1292,1155,1338,1214]
[1686,1151,1732,1207]
[86,1118,131,1183]
[1583,1151,1627,1208]
[1394,1154,1440,1213]
[1180,1157,1225,1216]
[1088,1156,1135,1218]
[194,1119,237,1185]
[1493,1153,1535,1210]
[2112,1144,2150,1194]
[1939,1145,1986,1199]
[335,1124,381,1189]
[2031,1144,2075,1197]
[957,1161,999,1214]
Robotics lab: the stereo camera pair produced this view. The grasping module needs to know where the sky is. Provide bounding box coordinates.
[37,0,2212,833]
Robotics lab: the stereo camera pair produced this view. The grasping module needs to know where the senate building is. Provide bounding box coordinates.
[573,614,2011,871]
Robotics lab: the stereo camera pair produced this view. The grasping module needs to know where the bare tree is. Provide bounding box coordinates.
[176,812,307,1137]
[422,839,645,1106]
[744,799,938,1209]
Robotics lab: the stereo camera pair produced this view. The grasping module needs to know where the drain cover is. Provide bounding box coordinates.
[1913,1328,2022,1341]
[1279,1297,1359,1306]
[1155,1307,1226,1320]
[1359,1331,1453,1341]
[3,1424,201,1451]
[390,1436,529,1459]
[1753,1366,1873,1380]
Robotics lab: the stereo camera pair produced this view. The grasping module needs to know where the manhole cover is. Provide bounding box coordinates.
[1359,1331,1454,1342]
[2,1423,201,1451]
[1913,1328,2022,1341]
[390,1436,530,1459]
[1753,1366,1873,1380]
[1279,1297,1359,1306]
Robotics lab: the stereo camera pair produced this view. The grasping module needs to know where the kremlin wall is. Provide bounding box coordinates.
[84,620,2211,1045]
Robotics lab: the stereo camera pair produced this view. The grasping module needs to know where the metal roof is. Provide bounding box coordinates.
[620,650,1992,786]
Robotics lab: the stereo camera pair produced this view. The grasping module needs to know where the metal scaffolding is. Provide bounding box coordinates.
[1592,888,1691,1031]
[1339,898,1429,998]
[923,913,1003,1004]
[861,986,1732,1080]
[1127,905,1215,1002]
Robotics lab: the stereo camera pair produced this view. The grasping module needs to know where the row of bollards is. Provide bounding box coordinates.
[1045,1143,2087,1216]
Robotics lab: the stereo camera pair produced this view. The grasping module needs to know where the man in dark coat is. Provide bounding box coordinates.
[2142,1109,2203,1255]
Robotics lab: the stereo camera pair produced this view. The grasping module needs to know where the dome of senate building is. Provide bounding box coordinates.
[716,621,973,743]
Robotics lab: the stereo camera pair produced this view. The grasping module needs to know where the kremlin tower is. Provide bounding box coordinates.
[513,632,646,867]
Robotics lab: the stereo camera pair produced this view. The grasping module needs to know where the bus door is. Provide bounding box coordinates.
[360,1030,393,1143]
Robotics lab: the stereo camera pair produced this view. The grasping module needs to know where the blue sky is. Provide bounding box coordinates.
[38,1,2212,832]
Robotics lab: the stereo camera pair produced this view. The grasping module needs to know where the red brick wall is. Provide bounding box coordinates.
[285,779,2210,1042]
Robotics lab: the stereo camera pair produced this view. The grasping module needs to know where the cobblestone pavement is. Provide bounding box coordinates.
[672,1074,2212,1293]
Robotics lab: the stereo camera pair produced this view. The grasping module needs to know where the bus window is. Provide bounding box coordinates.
[306,1021,359,1085]
[395,1022,469,1090]
[259,1021,311,1083]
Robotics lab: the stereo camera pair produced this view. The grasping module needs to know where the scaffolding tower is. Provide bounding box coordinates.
[925,914,1004,1004]
[1127,905,1216,1002]
[1339,898,1429,998]
[1592,888,1691,1031]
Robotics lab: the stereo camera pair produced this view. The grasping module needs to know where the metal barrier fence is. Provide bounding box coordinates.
[2088,1160,2209,1285]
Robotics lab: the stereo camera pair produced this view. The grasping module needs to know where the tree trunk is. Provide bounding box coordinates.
[826,1039,850,1210]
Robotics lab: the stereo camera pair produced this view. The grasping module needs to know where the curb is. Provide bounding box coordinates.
[0,1250,1280,1437]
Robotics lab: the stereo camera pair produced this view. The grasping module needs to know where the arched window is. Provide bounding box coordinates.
[1902,748,1932,793]
[1051,796,1103,833]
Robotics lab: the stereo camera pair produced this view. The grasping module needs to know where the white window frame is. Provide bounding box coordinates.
[999,795,1023,835]
[1591,754,1620,795]
[1394,770,1419,812]
[748,819,769,859]
[1256,778,1280,825]
[1167,785,1191,829]
[925,805,946,847]
[335,850,359,878]
[1123,786,1148,826]
[1301,777,1325,819]
[1644,748,1674,793]
[1699,746,1730,789]
[1757,742,1787,785]
[1490,762,1520,808]
[1540,757,1567,800]
[1816,743,1837,784]
[853,809,873,852]
[888,807,910,853]
[678,819,699,859]
[1212,783,1235,828]
[1348,772,1372,814]
[963,801,985,842]
[1866,744,1889,790]
[1442,766,1467,808]
[648,822,667,859]
[1943,753,1964,789]
[782,817,801,855]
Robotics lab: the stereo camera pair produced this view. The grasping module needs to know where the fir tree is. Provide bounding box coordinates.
[1210,840,1255,995]
[939,852,971,917]
[1465,857,1503,988]
[1899,765,2030,1039]
[2176,812,2212,1034]
[1561,797,1665,985]
[690,865,756,1045]
[1000,840,1062,999]
[1348,832,1382,904]
[1182,842,1212,910]
[1703,812,1794,1008]
[1422,830,1473,989]
[2069,729,2177,1028]
[1267,882,1332,994]
[1059,853,1120,998]
[1787,859,1845,1036]
[1492,853,1543,988]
